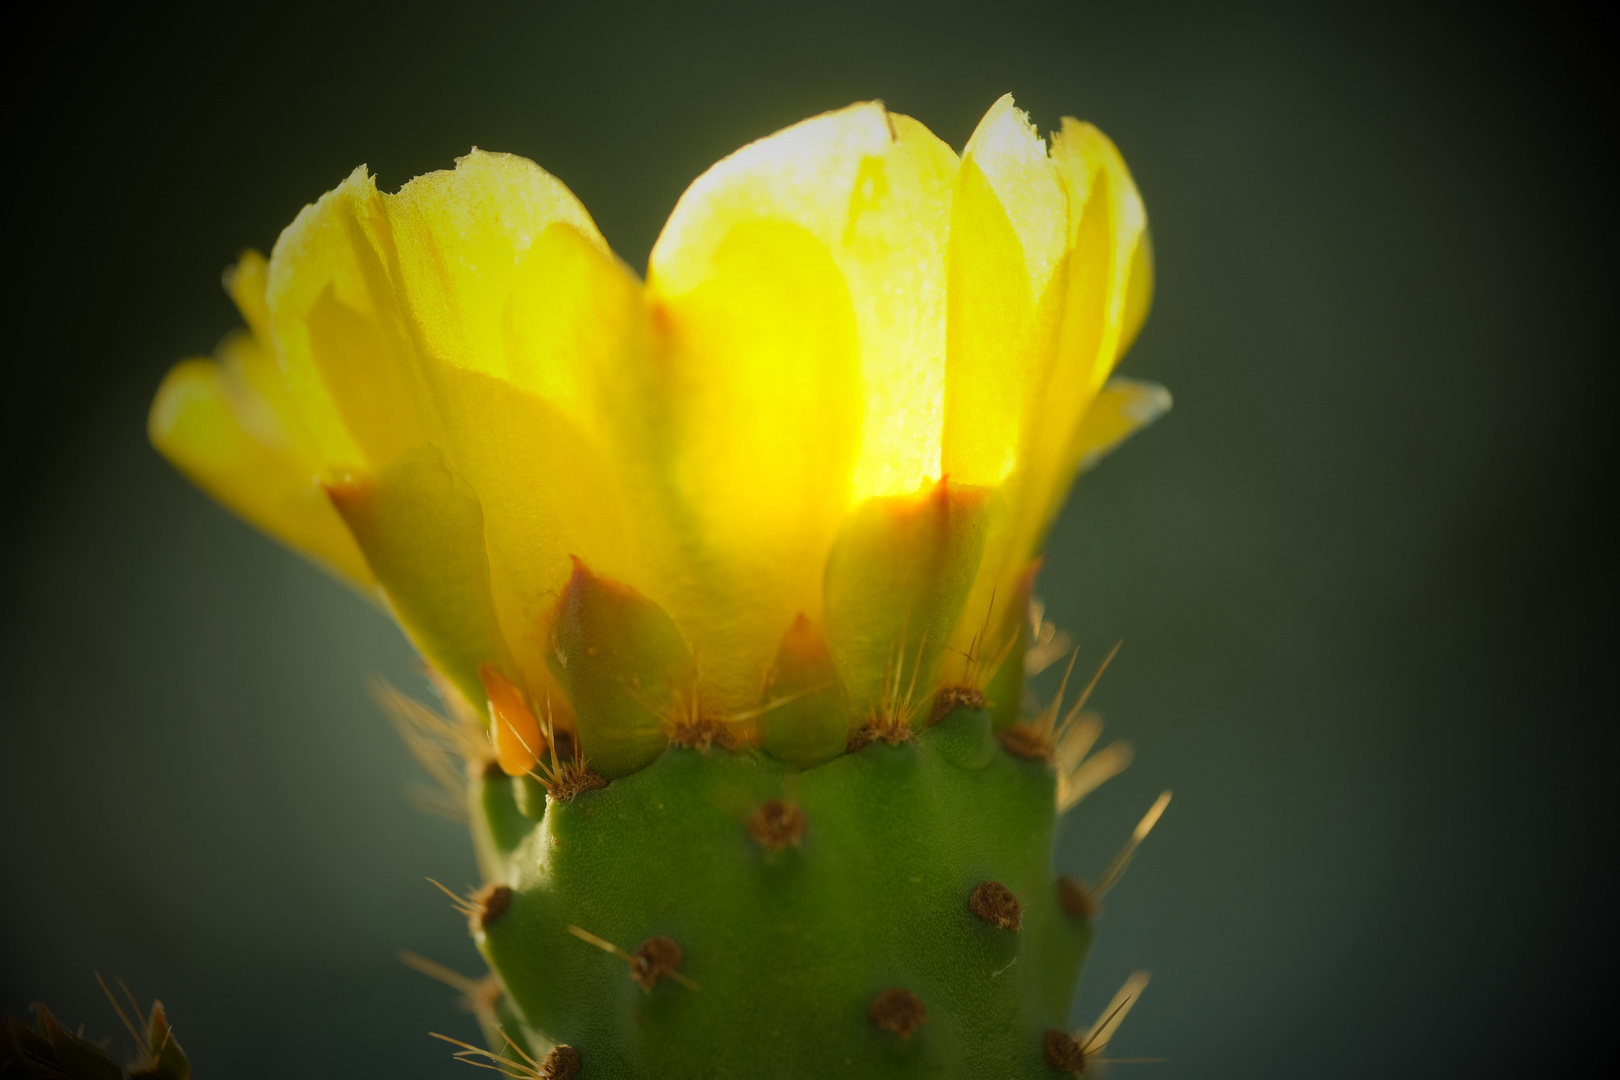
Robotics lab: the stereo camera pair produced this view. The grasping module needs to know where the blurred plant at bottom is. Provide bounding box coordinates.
[2,979,191,1080]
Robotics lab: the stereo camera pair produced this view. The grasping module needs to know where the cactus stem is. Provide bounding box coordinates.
[746,798,808,850]
[565,926,699,991]
[968,881,1023,931]
[868,988,928,1039]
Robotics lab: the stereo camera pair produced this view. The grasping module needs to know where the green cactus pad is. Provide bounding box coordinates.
[468,705,1091,1079]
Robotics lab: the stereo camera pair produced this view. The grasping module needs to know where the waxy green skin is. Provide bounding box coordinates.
[469,706,1092,1079]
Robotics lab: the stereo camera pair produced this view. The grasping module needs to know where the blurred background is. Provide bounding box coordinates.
[3,1,1612,1076]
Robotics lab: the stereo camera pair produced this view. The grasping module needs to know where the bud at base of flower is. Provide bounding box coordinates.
[757,614,851,767]
[548,558,696,780]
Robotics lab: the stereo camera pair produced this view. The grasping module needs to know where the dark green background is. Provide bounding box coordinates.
[3,2,1612,1076]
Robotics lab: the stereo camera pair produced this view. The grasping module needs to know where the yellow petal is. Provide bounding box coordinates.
[1070,377,1172,474]
[948,112,1152,664]
[425,362,637,705]
[942,93,1070,490]
[383,148,613,384]
[268,151,652,700]
[1118,228,1154,359]
[959,94,1069,296]
[1011,118,1151,533]
[223,249,272,345]
[268,149,605,470]
[1050,118,1149,399]
[149,342,372,587]
[326,445,511,716]
[268,167,437,470]
[647,220,863,711]
[652,101,960,502]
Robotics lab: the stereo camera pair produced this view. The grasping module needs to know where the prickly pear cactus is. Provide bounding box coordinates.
[473,705,1081,1079]
[149,92,1173,1077]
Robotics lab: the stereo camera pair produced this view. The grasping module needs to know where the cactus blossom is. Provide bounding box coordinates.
[149,93,1171,1079]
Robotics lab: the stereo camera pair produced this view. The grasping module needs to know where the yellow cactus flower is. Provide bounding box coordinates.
[150,94,1167,779]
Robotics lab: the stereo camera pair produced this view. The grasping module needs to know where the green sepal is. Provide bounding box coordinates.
[823,481,990,728]
[326,445,511,719]
[758,614,850,766]
[547,558,693,779]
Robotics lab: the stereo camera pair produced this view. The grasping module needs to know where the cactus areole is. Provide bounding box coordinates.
[150,94,1170,1077]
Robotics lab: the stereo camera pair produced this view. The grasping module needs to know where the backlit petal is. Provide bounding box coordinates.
[652,101,959,502]
[268,151,650,699]
[942,93,1069,490]
[647,221,862,711]
[1070,377,1172,474]
[949,112,1152,662]
[149,347,372,586]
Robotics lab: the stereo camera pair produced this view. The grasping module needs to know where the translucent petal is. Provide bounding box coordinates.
[651,101,959,502]
[384,149,611,383]
[268,167,431,470]
[950,114,1152,661]
[1070,377,1172,474]
[148,342,372,587]
[223,249,272,345]
[647,221,863,710]
[266,151,650,698]
[942,93,1069,489]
